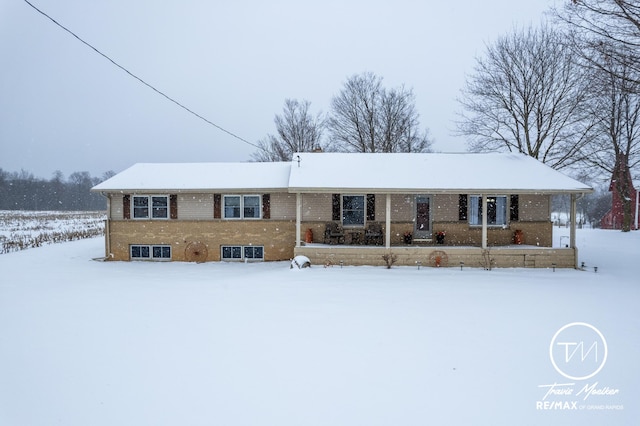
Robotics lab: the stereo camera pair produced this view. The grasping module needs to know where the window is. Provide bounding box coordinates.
[221,245,242,259]
[244,246,264,259]
[342,195,365,226]
[243,196,260,218]
[469,196,507,226]
[132,195,169,219]
[130,245,171,260]
[223,195,261,219]
[221,245,264,261]
[224,196,241,218]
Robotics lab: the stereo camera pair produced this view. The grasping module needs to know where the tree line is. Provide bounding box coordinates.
[0,169,113,211]
[252,1,639,231]
[251,72,432,162]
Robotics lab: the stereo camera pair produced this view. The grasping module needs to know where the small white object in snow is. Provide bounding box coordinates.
[290,255,311,269]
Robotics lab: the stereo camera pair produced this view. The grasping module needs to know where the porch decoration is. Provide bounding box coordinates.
[513,229,523,245]
[436,230,446,244]
[185,241,208,263]
[403,231,413,244]
[429,250,448,267]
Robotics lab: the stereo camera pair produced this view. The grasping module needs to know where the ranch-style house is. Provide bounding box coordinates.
[91,152,593,268]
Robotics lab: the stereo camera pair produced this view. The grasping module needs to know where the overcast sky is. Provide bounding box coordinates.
[1,0,558,179]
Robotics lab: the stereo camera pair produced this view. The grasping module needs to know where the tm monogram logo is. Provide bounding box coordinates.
[549,322,608,381]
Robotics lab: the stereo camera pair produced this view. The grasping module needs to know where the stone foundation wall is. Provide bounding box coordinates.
[295,246,577,269]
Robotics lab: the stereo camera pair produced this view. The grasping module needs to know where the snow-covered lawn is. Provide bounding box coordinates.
[0,229,638,425]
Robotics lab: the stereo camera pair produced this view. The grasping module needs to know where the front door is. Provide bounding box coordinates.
[414,195,431,239]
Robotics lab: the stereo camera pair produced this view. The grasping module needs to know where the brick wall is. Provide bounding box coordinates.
[107,220,296,261]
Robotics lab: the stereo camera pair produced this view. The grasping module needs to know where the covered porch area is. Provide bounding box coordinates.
[288,152,593,269]
[293,192,584,269]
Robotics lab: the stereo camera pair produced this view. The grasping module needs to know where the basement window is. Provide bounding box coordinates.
[130,245,171,261]
[221,245,264,261]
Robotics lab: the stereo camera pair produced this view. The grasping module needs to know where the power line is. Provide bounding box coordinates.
[23,0,262,150]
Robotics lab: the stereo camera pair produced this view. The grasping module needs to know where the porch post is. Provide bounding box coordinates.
[295,192,301,248]
[570,194,577,249]
[104,194,111,258]
[481,194,488,249]
[385,193,391,249]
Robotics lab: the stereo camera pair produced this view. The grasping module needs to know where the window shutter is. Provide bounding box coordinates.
[332,194,341,221]
[458,194,467,221]
[123,194,130,219]
[366,194,376,221]
[170,194,178,219]
[213,194,221,219]
[262,194,271,219]
[510,195,519,221]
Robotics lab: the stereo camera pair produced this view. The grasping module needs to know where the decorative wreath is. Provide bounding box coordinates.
[428,250,448,267]
[185,241,208,263]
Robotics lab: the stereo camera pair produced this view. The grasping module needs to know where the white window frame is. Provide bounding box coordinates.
[221,245,264,261]
[132,195,169,219]
[342,194,365,227]
[130,244,172,261]
[469,195,508,226]
[223,195,261,220]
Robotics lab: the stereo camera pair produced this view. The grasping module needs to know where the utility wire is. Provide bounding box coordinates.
[23,0,262,150]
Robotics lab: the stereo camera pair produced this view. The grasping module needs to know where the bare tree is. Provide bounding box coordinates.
[581,44,640,230]
[456,24,591,170]
[328,72,432,153]
[252,99,324,162]
[554,0,640,80]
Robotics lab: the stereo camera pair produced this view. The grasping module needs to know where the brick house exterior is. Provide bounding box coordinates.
[92,153,592,268]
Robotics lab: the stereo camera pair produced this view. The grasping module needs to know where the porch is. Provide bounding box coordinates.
[293,192,583,269]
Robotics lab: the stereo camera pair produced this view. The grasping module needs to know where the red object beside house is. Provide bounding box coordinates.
[600,154,639,230]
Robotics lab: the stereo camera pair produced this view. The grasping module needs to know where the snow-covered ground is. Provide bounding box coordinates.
[0,228,638,425]
[0,211,104,254]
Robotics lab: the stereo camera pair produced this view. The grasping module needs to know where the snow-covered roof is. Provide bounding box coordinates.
[91,162,291,192]
[92,153,593,194]
[288,152,593,194]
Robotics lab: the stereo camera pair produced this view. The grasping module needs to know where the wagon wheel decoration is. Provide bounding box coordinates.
[185,241,208,263]
[429,250,448,267]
